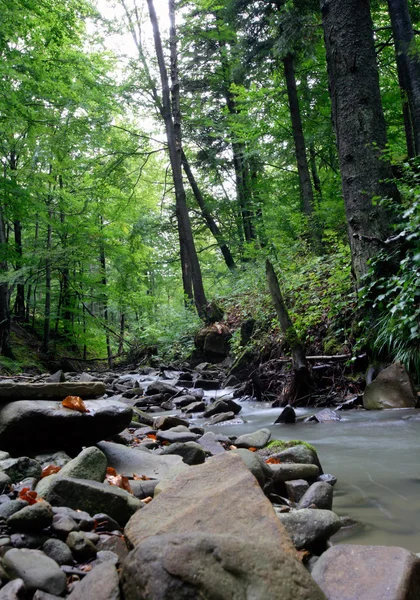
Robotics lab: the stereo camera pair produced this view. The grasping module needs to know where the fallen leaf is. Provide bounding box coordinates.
[265,457,281,464]
[133,474,151,480]
[41,464,61,478]
[106,467,117,477]
[62,396,89,413]
[141,496,153,504]
[146,433,157,440]
[296,550,311,563]
[106,474,133,494]
[18,488,38,505]
[248,447,257,452]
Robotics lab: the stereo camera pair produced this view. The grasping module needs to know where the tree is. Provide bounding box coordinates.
[320,0,400,283]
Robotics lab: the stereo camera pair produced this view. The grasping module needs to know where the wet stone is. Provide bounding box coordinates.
[0,458,42,484]
[285,479,310,503]
[66,531,97,562]
[3,548,67,596]
[0,501,28,521]
[298,482,334,510]
[10,532,49,549]
[197,432,225,456]
[7,501,54,533]
[42,538,73,566]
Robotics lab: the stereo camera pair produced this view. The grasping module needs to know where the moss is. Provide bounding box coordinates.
[266,439,317,454]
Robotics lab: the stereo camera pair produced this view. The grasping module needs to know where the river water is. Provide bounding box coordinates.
[138,373,420,553]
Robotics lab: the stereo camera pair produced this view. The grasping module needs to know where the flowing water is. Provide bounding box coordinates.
[136,372,420,553]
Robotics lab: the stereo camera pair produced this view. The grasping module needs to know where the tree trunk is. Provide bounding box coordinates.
[99,223,113,369]
[118,312,125,355]
[181,151,236,271]
[42,207,52,354]
[13,220,25,320]
[388,0,420,155]
[0,209,13,358]
[265,259,312,403]
[320,0,399,282]
[147,0,207,319]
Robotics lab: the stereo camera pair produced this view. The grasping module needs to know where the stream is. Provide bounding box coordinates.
[136,371,420,553]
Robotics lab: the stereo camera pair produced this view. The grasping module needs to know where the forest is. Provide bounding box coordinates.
[0,0,419,384]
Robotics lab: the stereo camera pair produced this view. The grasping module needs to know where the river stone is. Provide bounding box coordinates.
[145,382,178,396]
[363,362,417,410]
[67,562,120,600]
[96,441,186,479]
[298,481,333,510]
[275,405,296,424]
[230,448,272,487]
[156,429,199,444]
[10,532,49,549]
[125,452,296,555]
[285,479,310,503]
[206,411,235,425]
[42,538,73,565]
[202,399,241,418]
[0,400,132,453]
[33,592,63,600]
[46,371,66,383]
[7,501,54,532]
[36,477,141,526]
[50,513,79,538]
[272,463,320,483]
[308,408,341,423]
[235,428,271,449]
[312,544,420,599]
[97,535,129,563]
[0,579,26,599]
[153,415,189,430]
[0,382,105,400]
[161,442,206,465]
[0,501,28,520]
[130,479,159,500]
[121,532,326,600]
[276,508,342,549]
[183,401,206,413]
[0,471,11,493]
[66,531,97,561]
[172,395,198,408]
[0,457,42,483]
[33,451,72,468]
[59,447,107,482]
[197,432,225,455]
[274,445,322,470]
[3,549,67,595]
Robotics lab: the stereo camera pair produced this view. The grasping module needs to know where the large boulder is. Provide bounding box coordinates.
[363,362,417,410]
[275,508,341,550]
[311,544,420,600]
[96,441,186,480]
[194,324,232,362]
[121,532,326,600]
[0,382,105,400]
[235,428,271,449]
[67,562,120,600]
[0,399,132,453]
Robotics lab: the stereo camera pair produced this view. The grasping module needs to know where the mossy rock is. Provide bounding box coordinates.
[265,439,317,454]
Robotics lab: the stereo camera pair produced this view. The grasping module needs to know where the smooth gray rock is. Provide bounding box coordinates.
[0,452,10,461]
[46,371,65,383]
[0,578,26,599]
[156,430,199,444]
[121,532,326,600]
[0,400,132,453]
[97,535,128,563]
[130,479,159,500]
[272,463,320,483]
[206,412,235,425]
[363,362,417,410]
[161,442,206,465]
[202,399,241,418]
[2,549,66,595]
[42,538,73,565]
[0,471,11,493]
[36,476,141,527]
[273,444,321,468]
[33,451,71,468]
[67,562,120,600]
[0,382,105,400]
[33,592,63,600]
[0,458,41,483]
[66,531,97,561]
[172,395,198,408]
[274,405,296,424]
[51,513,79,538]
[145,382,178,396]
[96,441,186,480]
[312,544,420,600]
[235,428,271,449]
[298,481,333,510]
[197,432,225,455]
[0,501,28,520]
[285,479,310,503]
[153,415,189,430]
[184,401,206,413]
[59,447,107,482]
[317,474,337,486]
[307,408,341,423]
[7,501,54,532]
[230,449,272,487]
[276,508,341,549]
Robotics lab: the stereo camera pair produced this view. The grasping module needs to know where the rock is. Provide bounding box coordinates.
[59,447,107,482]
[121,532,326,600]
[306,408,341,423]
[66,531,97,561]
[7,502,54,532]
[273,444,323,473]
[0,579,26,599]
[79,372,98,382]
[10,532,49,549]
[153,415,189,430]
[46,371,66,383]
[202,398,241,418]
[33,592,63,600]
[193,378,221,391]
[96,441,186,480]
[285,479,310,503]
[275,508,341,549]
[2,549,67,596]
[66,562,120,600]
[0,458,41,483]
[317,474,337,486]
[172,395,198,408]
[97,535,128,563]
[274,405,296,424]
[125,452,295,555]
[0,452,10,461]
[312,544,420,600]
[42,538,73,565]
[0,472,11,493]
[363,362,417,410]
[206,412,235,425]
[235,428,271,449]
[0,382,105,400]
[156,429,199,444]
[50,513,79,538]
[132,409,154,427]
[161,442,206,465]
[91,513,122,533]
[298,482,333,510]
[36,477,141,527]
[197,432,225,455]
[194,324,231,362]
[145,382,178,396]
[272,463,320,483]
[33,451,71,468]
[130,479,159,500]
[0,501,28,520]
[52,507,93,531]
[0,400,132,453]
[183,401,206,413]
[230,449,272,487]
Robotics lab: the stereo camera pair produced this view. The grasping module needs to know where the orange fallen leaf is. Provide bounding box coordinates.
[141,496,153,504]
[18,488,38,505]
[106,467,117,477]
[106,474,133,494]
[41,464,61,478]
[132,474,151,481]
[248,447,257,452]
[62,396,89,413]
[296,550,311,563]
[265,457,281,464]
[146,433,157,440]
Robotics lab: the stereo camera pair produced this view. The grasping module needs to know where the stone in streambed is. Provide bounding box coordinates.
[33,451,71,468]
[183,401,206,413]
[285,479,309,503]
[275,508,341,550]
[274,444,322,470]
[206,411,235,425]
[42,538,73,566]
[156,429,199,444]
[363,362,417,410]
[172,395,198,408]
[153,415,189,430]
[36,477,141,527]
[307,408,341,423]
[0,579,26,599]
[10,532,49,549]
[145,382,178,396]
[202,398,241,418]
[0,471,11,493]
[312,544,420,600]
[271,463,319,483]
[121,532,326,600]
[0,501,28,520]
[161,442,206,465]
[3,549,66,596]
[66,531,97,562]
[230,448,272,487]
[96,441,186,480]
[0,457,42,483]
[50,513,80,538]
[0,382,105,400]
[97,535,128,563]
[275,405,296,424]
[66,562,120,600]
[235,428,271,449]
[130,479,159,500]
[298,481,333,510]
[7,501,54,532]
[0,399,132,453]
[59,447,107,482]
[197,432,225,455]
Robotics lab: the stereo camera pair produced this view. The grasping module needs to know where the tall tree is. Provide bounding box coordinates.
[320,0,399,282]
